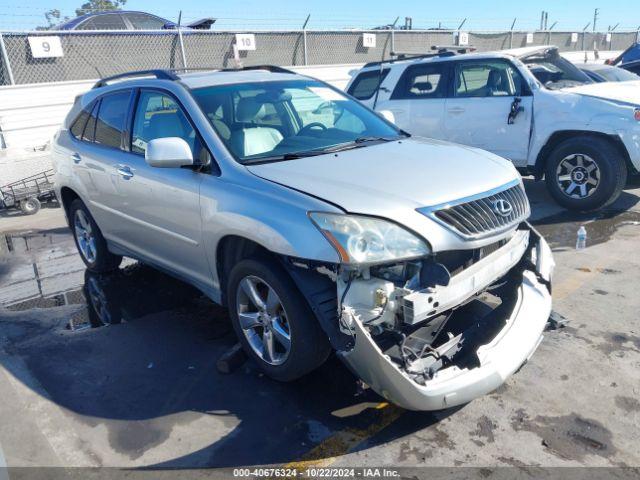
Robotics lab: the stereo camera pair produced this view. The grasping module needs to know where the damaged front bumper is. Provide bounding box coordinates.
[338,225,554,411]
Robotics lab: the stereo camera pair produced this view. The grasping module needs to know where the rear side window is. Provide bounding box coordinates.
[94,91,131,149]
[82,101,99,142]
[70,106,91,138]
[78,14,127,30]
[347,69,390,100]
[391,63,449,99]
[125,13,166,30]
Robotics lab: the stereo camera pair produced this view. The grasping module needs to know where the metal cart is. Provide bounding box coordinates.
[0,169,57,215]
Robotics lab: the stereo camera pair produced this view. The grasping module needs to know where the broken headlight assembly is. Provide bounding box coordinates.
[309,212,430,264]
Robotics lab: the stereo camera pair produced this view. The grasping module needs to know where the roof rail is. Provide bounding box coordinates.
[220,65,296,74]
[93,69,178,89]
[363,51,455,68]
[430,45,477,54]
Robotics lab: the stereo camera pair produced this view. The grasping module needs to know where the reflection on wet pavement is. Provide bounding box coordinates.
[532,209,640,250]
[0,229,85,308]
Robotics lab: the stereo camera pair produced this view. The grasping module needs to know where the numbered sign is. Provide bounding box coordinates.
[362,33,376,48]
[571,32,578,43]
[605,32,612,43]
[456,31,469,46]
[28,36,63,58]
[235,33,256,51]
[526,33,534,44]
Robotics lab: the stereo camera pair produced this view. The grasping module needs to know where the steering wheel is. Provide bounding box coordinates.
[298,122,328,135]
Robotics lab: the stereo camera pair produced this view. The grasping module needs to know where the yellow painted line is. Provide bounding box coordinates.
[284,402,404,470]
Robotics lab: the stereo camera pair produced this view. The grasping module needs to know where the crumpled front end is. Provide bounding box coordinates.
[335,223,553,411]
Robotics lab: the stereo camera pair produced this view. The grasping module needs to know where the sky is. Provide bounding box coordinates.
[0,0,638,31]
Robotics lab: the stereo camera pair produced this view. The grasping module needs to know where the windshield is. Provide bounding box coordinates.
[596,66,640,82]
[523,52,593,89]
[191,79,403,164]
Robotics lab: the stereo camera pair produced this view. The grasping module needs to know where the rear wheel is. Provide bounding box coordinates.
[20,197,41,215]
[544,136,627,211]
[69,199,122,272]
[227,257,331,381]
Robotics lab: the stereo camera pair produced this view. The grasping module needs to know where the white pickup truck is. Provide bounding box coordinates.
[347,46,639,211]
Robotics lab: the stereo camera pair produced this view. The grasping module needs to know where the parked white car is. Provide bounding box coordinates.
[347,46,639,211]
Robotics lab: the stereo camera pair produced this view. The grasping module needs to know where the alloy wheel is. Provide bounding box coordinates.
[235,275,291,366]
[74,209,97,264]
[556,153,600,199]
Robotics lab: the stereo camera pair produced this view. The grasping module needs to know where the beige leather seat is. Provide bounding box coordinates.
[231,97,283,157]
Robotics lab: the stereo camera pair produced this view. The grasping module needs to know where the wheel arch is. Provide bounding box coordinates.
[215,235,275,307]
[59,186,82,226]
[531,130,632,178]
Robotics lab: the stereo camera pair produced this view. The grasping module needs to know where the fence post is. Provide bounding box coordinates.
[391,30,395,55]
[0,32,15,85]
[177,29,188,69]
[303,30,308,66]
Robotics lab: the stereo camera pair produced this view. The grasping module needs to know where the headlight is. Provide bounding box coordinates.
[309,212,430,264]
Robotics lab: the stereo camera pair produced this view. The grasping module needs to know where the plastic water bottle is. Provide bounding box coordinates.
[576,226,587,250]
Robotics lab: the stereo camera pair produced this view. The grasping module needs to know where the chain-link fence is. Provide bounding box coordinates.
[1,29,639,86]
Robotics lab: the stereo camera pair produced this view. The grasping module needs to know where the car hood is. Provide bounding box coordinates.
[564,80,640,105]
[246,137,519,218]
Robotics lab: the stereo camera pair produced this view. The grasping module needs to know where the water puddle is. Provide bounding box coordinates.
[1,230,228,333]
[532,209,640,250]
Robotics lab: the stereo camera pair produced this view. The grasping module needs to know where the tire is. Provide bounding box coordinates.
[227,256,331,382]
[544,136,627,211]
[69,199,122,272]
[20,197,41,215]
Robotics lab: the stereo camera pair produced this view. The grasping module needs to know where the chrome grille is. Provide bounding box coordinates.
[420,182,530,239]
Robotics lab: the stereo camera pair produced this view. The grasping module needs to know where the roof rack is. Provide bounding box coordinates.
[93,69,178,89]
[92,65,296,89]
[363,46,476,68]
[219,65,296,74]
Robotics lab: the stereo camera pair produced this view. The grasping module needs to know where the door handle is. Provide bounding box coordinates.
[116,165,134,179]
[71,153,82,164]
[447,107,466,115]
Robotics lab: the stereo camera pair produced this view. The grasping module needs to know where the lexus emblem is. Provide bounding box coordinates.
[492,199,513,217]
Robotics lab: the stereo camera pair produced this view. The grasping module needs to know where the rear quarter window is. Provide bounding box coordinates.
[347,69,390,100]
[70,106,91,138]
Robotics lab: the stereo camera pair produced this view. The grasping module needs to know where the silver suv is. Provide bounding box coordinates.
[53,67,554,410]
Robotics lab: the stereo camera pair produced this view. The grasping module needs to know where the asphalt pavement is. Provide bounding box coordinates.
[0,177,638,477]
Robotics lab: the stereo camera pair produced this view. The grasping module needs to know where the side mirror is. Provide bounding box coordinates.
[145,137,194,168]
[378,109,396,124]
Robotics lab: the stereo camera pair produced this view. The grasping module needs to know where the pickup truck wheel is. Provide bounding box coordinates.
[228,257,331,382]
[544,136,627,211]
[70,199,122,272]
[20,197,41,215]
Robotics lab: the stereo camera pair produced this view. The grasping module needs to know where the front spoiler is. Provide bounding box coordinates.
[339,232,553,411]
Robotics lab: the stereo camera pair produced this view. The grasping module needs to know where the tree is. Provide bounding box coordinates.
[40,0,127,29]
[75,0,127,17]
[39,9,70,30]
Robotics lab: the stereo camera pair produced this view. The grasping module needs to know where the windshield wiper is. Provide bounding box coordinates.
[242,135,405,164]
[319,135,402,154]
[242,150,328,165]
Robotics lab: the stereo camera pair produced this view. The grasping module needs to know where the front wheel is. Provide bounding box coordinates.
[544,136,627,211]
[227,257,331,381]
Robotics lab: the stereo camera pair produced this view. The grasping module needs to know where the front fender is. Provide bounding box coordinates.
[199,173,341,298]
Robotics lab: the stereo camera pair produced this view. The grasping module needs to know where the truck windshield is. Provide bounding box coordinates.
[523,52,593,89]
[191,79,403,164]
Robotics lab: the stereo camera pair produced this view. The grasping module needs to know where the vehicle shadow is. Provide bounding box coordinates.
[0,261,460,468]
